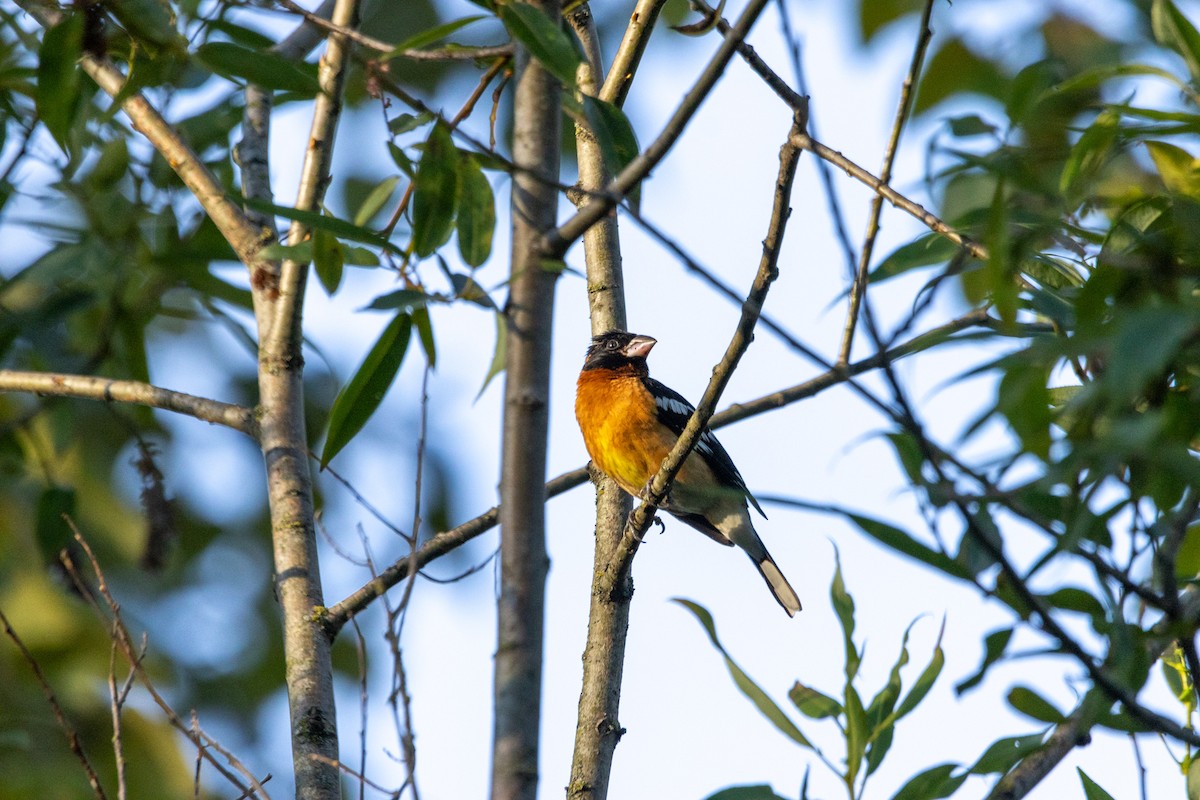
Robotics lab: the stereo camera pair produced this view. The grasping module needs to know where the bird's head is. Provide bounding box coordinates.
[582,331,657,372]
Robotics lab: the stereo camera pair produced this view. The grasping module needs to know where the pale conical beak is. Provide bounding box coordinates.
[624,335,656,358]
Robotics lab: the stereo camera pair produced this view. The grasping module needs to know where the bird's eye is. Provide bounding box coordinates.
[604,339,619,351]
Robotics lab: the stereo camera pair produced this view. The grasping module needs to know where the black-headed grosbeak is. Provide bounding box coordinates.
[575,331,801,616]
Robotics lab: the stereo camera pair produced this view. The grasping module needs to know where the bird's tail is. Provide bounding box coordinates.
[752,551,802,617]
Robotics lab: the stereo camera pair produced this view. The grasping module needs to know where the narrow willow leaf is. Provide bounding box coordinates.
[477,312,507,400]
[365,289,429,311]
[844,684,868,786]
[1007,686,1065,724]
[35,486,76,555]
[1078,768,1118,800]
[1146,140,1200,199]
[845,513,971,580]
[383,15,487,59]
[870,233,963,282]
[582,96,642,207]
[241,196,399,252]
[354,175,400,227]
[259,242,313,262]
[413,306,436,368]
[890,764,967,800]
[196,42,320,94]
[456,155,496,267]
[312,228,344,295]
[321,313,413,467]
[955,628,1012,695]
[675,599,814,749]
[704,786,790,800]
[830,549,859,680]
[1152,0,1200,84]
[412,122,460,257]
[788,682,842,719]
[968,733,1045,775]
[108,0,183,53]
[36,12,84,148]
[497,2,580,86]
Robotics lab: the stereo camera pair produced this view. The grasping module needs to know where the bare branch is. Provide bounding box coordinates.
[545,0,773,256]
[565,8,634,799]
[0,370,257,435]
[791,131,988,261]
[0,606,108,800]
[838,0,936,365]
[599,0,669,106]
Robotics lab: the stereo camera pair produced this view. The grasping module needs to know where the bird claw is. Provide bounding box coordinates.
[651,515,665,535]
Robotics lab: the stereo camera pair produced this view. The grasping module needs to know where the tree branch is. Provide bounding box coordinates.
[564,7,635,798]
[599,0,669,107]
[596,113,806,601]
[490,0,563,795]
[544,0,773,256]
[251,0,362,796]
[837,0,935,366]
[0,371,257,435]
[790,131,988,261]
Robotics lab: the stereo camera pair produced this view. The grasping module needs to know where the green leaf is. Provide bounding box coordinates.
[946,114,997,137]
[412,122,460,258]
[477,312,507,400]
[456,155,496,267]
[858,0,922,44]
[582,96,641,206]
[1007,686,1064,724]
[788,681,842,719]
[36,12,84,148]
[365,289,429,311]
[956,628,1013,695]
[354,175,400,227]
[865,723,895,777]
[384,15,487,58]
[997,359,1052,459]
[830,550,859,681]
[321,313,413,467]
[870,233,965,282]
[890,764,966,800]
[196,42,319,93]
[497,1,581,86]
[891,634,944,721]
[1187,756,1200,800]
[969,733,1045,775]
[1060,108,1120,201]
[915,38,1008,115]
[844,683,868,786]
[389,111,435,136]
[1176,522,1200,580]
[675,599,813,749]
[241,196,400,252]
[1147,140,1200,199]
[413,306,436,368]
[845,513,971,580]
[1078,768,1118,800]
[703,786,789,800]
[1152,0,1200,84]
[108,0,183,53]
[312,227,344,295]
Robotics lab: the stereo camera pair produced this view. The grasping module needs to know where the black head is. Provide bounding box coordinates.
[582,331,657,372]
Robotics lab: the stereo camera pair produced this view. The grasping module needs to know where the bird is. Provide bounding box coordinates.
[575,331,801,616]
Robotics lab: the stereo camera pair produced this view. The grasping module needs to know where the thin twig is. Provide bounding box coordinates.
[837,0,936,366]
[0,606,108,800]
[0,371,257,435]
[545,0,774,256]
[791,131,988,261]
[597,114,806,599]
[599,0,669,106]
[270,0,511,60]
[58,524,270,798]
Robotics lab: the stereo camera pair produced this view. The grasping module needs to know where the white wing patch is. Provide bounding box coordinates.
[655,395,694,419]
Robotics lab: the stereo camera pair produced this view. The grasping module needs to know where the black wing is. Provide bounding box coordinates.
[642,377,767,518]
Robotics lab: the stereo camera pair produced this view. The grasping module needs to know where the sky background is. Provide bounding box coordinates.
[14,0,1196,797]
